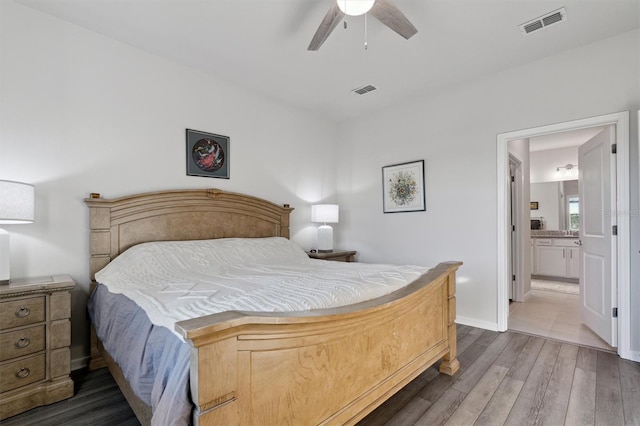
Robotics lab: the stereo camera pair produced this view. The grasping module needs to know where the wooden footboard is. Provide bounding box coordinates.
[176,261,461,426]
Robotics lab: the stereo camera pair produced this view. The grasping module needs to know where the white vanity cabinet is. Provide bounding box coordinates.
[567,247,580,279]
[535,239,567,277]
[533,238,580,279]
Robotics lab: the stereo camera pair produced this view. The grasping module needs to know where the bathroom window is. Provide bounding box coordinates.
[568,195,579,231]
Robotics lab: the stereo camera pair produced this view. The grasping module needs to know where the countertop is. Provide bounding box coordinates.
[531,230,579,239]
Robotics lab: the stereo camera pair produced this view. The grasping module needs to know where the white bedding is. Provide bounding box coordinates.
[95,237,431,339]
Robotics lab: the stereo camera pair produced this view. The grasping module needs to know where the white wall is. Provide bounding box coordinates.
[336,30,640,344]
[0,1,338,364]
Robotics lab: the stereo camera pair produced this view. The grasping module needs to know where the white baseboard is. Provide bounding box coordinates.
[456,316,499,332]
[71,355,90,371]
[619,349,640,363]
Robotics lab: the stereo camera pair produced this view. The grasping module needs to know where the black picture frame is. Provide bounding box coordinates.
[382,160,426,213]
[530,201,539,210]
[186,129,230,179]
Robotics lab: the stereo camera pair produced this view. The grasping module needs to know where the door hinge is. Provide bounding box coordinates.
[611,144,617,154]
[613,307,618,318]
[512,225,516,231]
[612,225,618,236]
[511,175,515,182]
[512,274,516,281]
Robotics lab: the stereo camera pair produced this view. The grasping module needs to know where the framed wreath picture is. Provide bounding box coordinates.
[186,129,230,178]
[382,160,426,213]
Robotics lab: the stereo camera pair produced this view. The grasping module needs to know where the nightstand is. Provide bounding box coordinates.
[307,250,357,262]
[0,275,75,420]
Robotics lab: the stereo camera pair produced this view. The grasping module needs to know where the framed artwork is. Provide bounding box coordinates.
[382,160,426,213]
[186,129,230,179]
[530,201,539,210]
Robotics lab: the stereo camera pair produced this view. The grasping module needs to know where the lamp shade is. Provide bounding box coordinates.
[311,204,339,224]
[0,180,35,224]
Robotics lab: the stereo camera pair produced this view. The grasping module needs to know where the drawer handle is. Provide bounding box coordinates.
[15,367,30,379]
[15,337,31,349]
[15,307,31,318]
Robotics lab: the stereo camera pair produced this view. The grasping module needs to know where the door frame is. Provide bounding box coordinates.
[496,111,631,359]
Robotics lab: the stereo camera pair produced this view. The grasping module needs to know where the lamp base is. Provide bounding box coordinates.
[0,229,9,285]
[317,224,334,252]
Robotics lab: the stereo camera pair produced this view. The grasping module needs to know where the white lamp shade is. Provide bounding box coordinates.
[0,180,35,224]
[337,0,375,16]
[311,204,339,224]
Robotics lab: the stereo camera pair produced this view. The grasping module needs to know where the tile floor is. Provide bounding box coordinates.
[508,279,616,352]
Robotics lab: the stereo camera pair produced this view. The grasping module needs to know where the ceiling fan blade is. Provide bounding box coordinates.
[370,0,418,40]
[308,3,345,51]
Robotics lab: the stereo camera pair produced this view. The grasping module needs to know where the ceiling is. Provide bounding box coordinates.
[16,0,640,123]
[529,126,606,152]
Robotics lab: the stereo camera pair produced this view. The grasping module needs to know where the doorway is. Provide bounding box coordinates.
[496,111,631,359]
[508,131,615,351]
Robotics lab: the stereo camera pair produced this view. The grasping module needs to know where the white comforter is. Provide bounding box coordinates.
[95,237,430,339]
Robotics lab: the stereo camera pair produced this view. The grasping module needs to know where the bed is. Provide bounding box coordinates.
[85,188,461,425]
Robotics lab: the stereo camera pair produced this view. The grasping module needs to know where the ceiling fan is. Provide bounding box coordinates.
[308,0,418,51]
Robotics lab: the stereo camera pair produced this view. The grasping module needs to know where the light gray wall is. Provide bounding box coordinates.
[335,30,640,350]
[0,1,338,364]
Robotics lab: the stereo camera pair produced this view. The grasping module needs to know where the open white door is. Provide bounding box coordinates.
[578,126,617,347]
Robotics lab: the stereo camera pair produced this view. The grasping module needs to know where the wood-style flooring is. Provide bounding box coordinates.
[3,325,639,426]
[360,326,639,425]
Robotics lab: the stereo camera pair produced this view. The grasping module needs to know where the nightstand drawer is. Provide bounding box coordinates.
[0,325,46,362]
[0,354,46,392]
[0,297,46,330]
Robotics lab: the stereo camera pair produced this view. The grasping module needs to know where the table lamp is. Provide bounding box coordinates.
[311,204,339,253]
[0,180,35,284]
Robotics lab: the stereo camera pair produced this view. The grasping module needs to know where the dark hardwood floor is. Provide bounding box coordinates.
[1,368,138,426]
[3,326,639,425]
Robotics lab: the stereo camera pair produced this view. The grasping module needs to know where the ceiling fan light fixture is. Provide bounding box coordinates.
[337,0,375,16]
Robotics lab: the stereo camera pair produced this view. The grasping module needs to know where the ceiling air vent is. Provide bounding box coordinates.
[352,85,377,95]
[519,7,567,35]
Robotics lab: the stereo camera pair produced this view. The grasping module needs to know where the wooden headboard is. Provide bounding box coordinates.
[84,188,294,280]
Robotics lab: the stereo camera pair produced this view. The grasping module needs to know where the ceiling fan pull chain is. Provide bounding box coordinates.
[364,13,368,50]
[343,1,348,30]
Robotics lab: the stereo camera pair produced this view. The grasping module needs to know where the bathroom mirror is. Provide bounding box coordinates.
[530,180,578,230]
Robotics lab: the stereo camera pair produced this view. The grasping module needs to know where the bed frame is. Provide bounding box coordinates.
[85,188,461,425]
